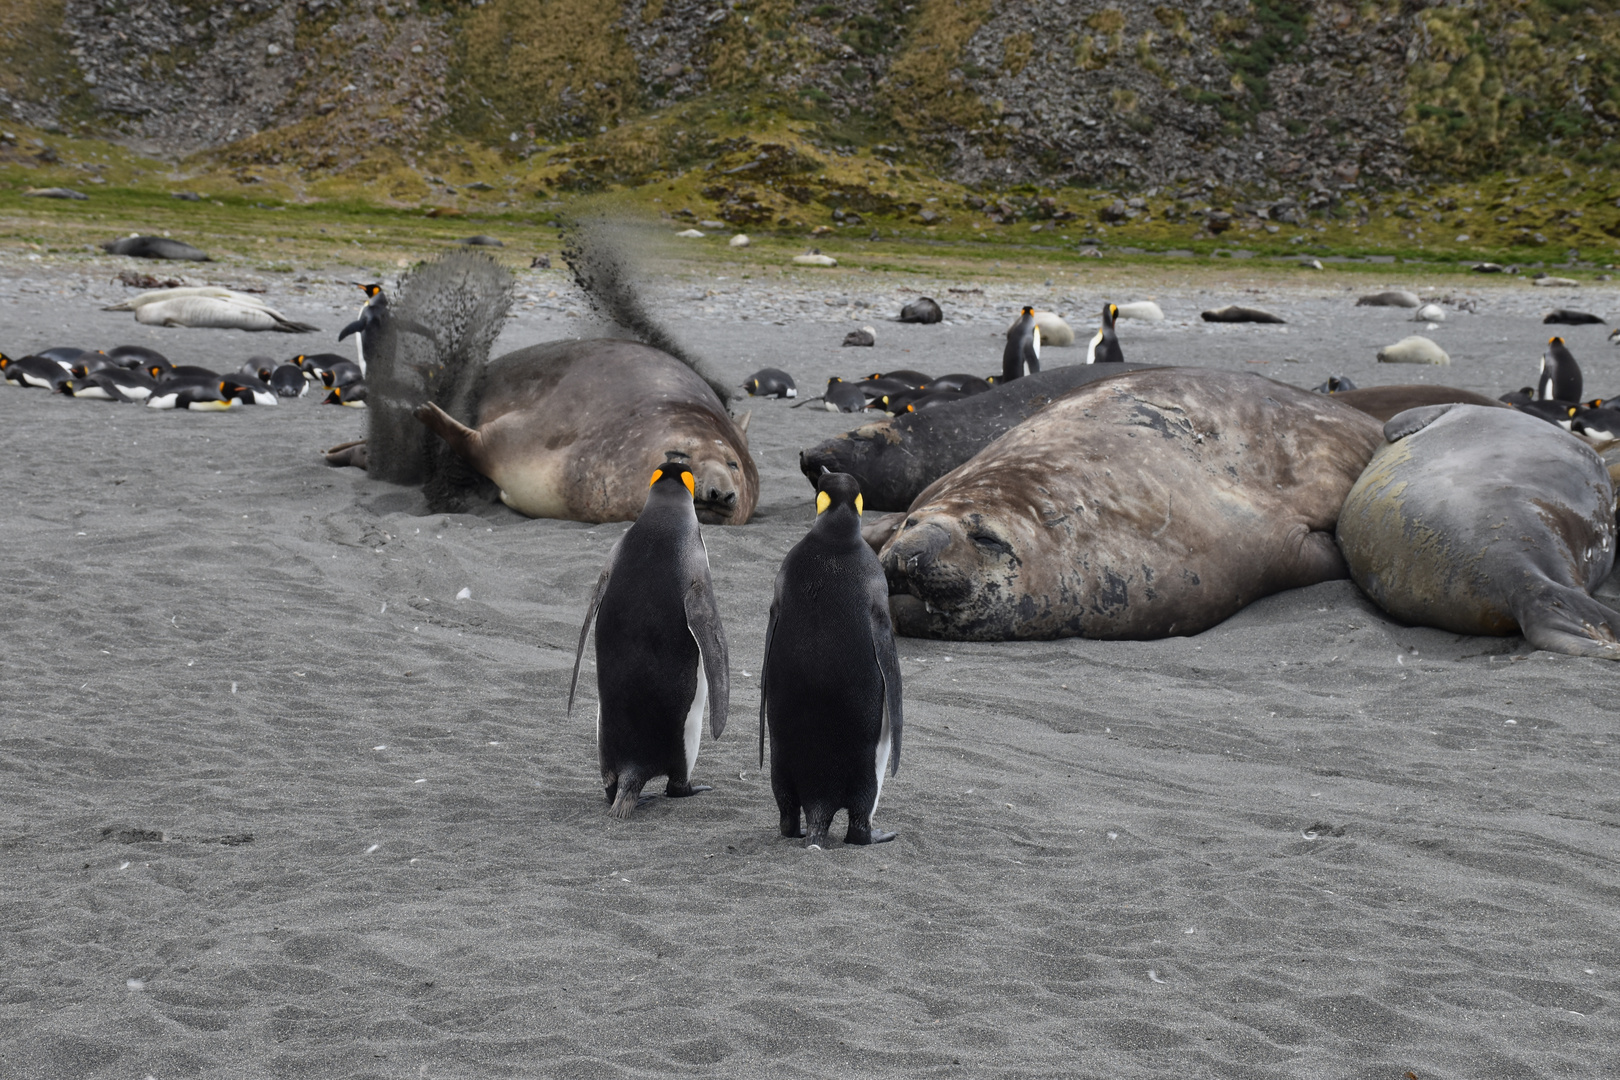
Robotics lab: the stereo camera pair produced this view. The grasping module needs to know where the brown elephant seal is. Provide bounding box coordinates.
[876,369,1384,640]
[800,362,1157,511]
[1330,385,1509,423]
[1336,404,1620,658]
[416,339,757,524]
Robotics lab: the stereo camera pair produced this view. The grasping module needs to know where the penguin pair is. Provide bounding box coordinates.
[1085,303,1124,365]
[761,472,903,848]
[1003,307,1041,380]
[67,368,159,403]
[571,458,731,819]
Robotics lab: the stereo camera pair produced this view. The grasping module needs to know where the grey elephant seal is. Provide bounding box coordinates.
[416,339,758,524]
[1357,290,1420,308]
[101,236,210,261]
[1337,404,1620,658]
[1202,306,1285,324]
[876,369,1384,640]
[800,362,1156,511]
[1331,385,1508,423]
[899,297,942,324]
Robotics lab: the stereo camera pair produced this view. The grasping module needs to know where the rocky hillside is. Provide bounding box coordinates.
[1,0,1615,193]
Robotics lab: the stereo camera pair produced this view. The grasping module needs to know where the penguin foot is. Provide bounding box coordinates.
[845,824,897,845]
[664,781,711,798]
[778,812,805,838]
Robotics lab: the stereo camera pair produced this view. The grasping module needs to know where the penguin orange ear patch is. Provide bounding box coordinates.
[649,468,664,487]
[855,494,863,516]
[816,491,832,515]
[679,470,695,496]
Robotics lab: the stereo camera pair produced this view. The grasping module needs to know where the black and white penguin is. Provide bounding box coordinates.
[34,347,86,369]
[569,459,730,819]
[1002,306,1041,381]
[760,472,903,848]
[7,355,74,390]
[923,373,992,396]
[323,383,367,407]
[865,369,933,388]
[238,356,277,383]
[320,360,365,390]
[902,389,969,413]
[1536,337,1582,403]
[147,380,238,410]
[69,353,119,379]
[71,368,159,403]
[1573,401,1620,442]
[1513,399,1579,429]
[107,345,169,370]
[742,368,797,399]
[338,283,387,375]
[793,377,870,413]
[222,375,278,406]
[1085,303,1124,364]
[269,363,308,398]
[154,364,219,383]
[296,352,348,381]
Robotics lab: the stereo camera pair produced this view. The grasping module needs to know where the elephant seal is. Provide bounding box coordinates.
[1202,306,1285,324]
[800,362,1157,512]
[416,339,758,524]
[1331,385,1508,423]
[899,297,942,324]
[1357,290,1420,308]
[876,369,1384,640]
[1377,335,1450,365]
[101,236,210,261]
[1336,404,1620,659]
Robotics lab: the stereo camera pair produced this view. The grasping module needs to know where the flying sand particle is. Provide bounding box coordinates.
[365,844,380,854]
[1148,970,1167,984]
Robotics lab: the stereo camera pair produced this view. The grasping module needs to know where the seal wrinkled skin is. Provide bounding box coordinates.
[1337,404,1620,658]
[878,369,1385,641]
[452,339,757,525]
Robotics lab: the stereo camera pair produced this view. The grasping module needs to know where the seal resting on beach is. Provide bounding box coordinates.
[799,363,1156,511]
[416,339,758,525]
[1336,404,1620,659]
[874,369,1384,640]
[1330,385,1508,423]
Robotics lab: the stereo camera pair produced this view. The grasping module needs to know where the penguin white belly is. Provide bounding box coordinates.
[683,647,707,779]
[354,331,366,377]
[1086,329,1103,364]
[872,701,892,812]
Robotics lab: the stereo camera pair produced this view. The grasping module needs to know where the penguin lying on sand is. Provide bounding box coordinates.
[761,472,903,848]
[570,458,731,819]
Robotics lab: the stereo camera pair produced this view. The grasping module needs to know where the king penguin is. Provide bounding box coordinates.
[1002,306,1041,381]
[570,457,730,819]
[760,472,903,848]
[1085,303,1124,364]
[1536,336,1582,403]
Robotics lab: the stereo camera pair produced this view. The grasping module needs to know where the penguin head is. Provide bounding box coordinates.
[828,376,844,385]
[1549,336,1564,347]
[649,460,697,504]
[815,471,863,518]
[359,283,384,299]
[1107,303,1119,323]
[1021,306,1034,317]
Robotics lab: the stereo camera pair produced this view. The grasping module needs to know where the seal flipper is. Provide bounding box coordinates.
[1513,581,1620,660]
[1384,404,1459,443]
[415,401,491,475]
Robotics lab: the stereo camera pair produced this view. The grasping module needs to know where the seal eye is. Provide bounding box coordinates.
[970,531,1012,558]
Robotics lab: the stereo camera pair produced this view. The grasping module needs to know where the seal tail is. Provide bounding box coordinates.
[364,251,513,509]
[561,218,734,405]
[1514,581,1620,661]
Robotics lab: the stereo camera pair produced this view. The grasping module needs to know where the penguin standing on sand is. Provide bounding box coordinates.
[338,283,388,376]
[1003,306,1041,381]
[570,458,730,819]
[760,472,903,848]
[1536,337,1582,403]
[1085,303,1124,364]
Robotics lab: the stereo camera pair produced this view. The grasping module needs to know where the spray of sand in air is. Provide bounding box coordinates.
[364,249,513,511]
[561,217,734,405]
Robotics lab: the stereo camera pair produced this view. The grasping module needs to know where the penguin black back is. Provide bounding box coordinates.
[570,460,730,819]
[1002,307,1041,381]
[1087,303,1124,364]
[1537,337,1582,403]
[760,472,903,847]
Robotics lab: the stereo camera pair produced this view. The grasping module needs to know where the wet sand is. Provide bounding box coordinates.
[3,258,1619,1078]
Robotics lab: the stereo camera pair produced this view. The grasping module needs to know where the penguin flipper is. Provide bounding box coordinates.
[684,575,730,739]
[337,317,365,341]
[869,584,903,777]
[568,540,622,715]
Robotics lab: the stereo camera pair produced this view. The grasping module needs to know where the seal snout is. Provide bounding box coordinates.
[881,518,973,612]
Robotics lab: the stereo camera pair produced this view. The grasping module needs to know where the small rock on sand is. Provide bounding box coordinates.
[729,234,750,248]
[842,326,876,347]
